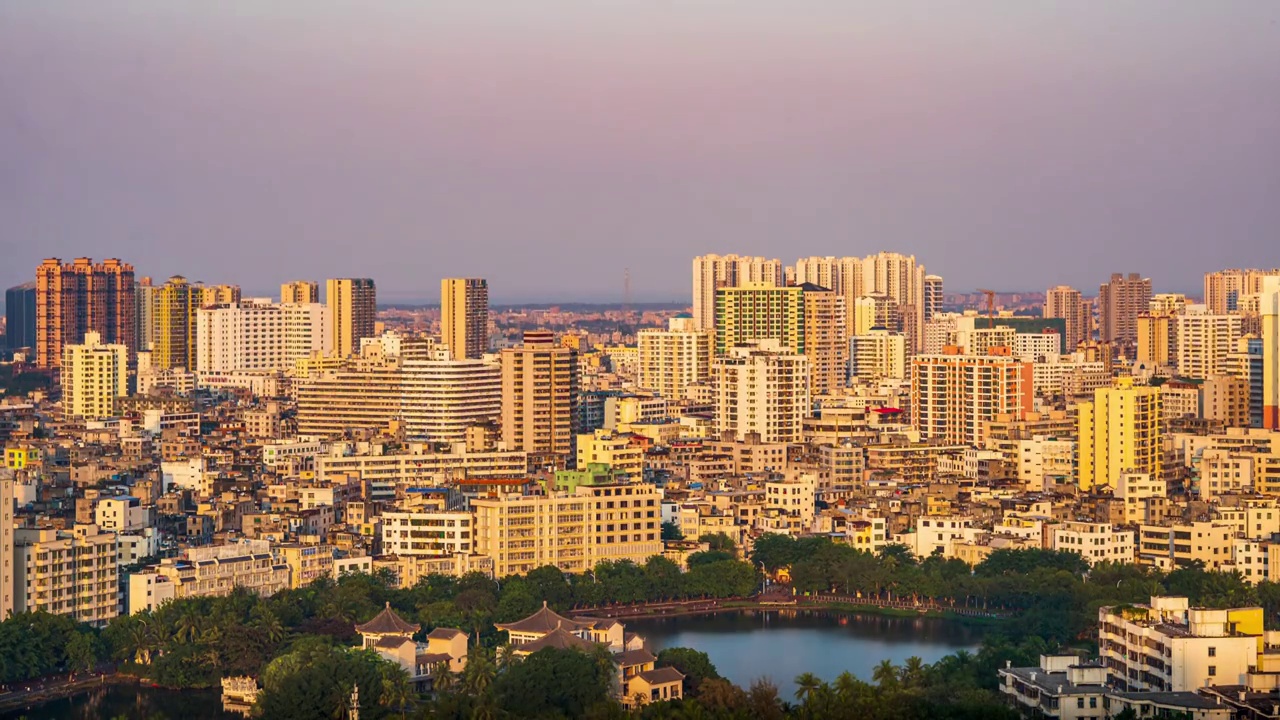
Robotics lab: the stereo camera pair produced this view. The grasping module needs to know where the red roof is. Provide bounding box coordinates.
[872,407,904,414]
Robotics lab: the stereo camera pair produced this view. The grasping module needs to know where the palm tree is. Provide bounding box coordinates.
[833,671,860,703]
[495,643,517,674]
[431,661,456,693]
[793,672,822,704]
[175,607,202,644]
[461,646,496,696]
[380,669,413,719]
[899,656,925,689]
[871,659,899,691]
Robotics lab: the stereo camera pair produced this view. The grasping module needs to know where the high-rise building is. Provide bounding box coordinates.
[923,275,944,322]
[852,294,898,337]
[35,257,135,367]
[198,284,240,308]
[801,285,848,396]
[1044,285,1087,351]
[862,252,926,352]
[1149,294,1188,317]
[62,331,128,419]
[849,328,907,381]
[911,347,1032,447]
[637,314,712,400]
[1098,273,1152,346]
[1205,269,1280,315]
[326,278,377,358]
[712,340,810,444]
[501,331,579,458]
[441,278,489,360]
[1201,374,1250,428]
[1077,377,1163,491]
[1175,312,1242,380]
[715,283,804,355]
[134,277,158,353]
[691,254,783,331]
[153,276,200,370]
[1225,336,1265,428]
[793,256,866,338]
[4,282,36,351]
[1136,313,1172,367]
[280,280,320,304]
[1262,276,1280,429]
[14,524,119,627]
[296,345,501,442]
[196,299,330,374]
[1,469,13,620]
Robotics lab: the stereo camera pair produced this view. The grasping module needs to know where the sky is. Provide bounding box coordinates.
[2,2,1278,304]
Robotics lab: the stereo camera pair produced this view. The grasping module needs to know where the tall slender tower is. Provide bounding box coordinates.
[34,257,135,367]
[441,278,489,360]
[1044,285,1087,351]
[861,252,926,352]
[501,331,579,459]
[4,283,36,351]
[923,275,944,322]
[326,278,377,358]
[1261,276,1280,429]
[153,276,199,370]
[1098,273,1152,346]
[1,468,13,621]
[691,254,782,331]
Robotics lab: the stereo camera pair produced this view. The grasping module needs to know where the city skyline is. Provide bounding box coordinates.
[3,3,1278,301]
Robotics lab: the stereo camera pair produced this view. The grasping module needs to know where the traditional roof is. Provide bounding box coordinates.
[427,627,466,640]
[613,649,657,668]
[375,635,414,650]
[636,667,685,685]
[356,602,420,636]
[495,601,590,634]
[416,652,452,668]
[516,625,598,653]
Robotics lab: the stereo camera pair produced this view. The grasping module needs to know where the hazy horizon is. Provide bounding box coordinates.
[3,3,1278,303]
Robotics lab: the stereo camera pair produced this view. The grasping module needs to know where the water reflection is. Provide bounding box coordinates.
[627,609,983,694]
[0,685,235,720]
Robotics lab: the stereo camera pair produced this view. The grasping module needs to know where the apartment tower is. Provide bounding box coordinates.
[691,254,783,331]
[1077,377,1163,490]
[326,278,377,358]
[1262,276,1280,429]
[1044,285,1088,351]
[441,278,489,360]
[62,332,129,419]
[1098,273,1152,346]
[1205,269,1280,315]
[152,276,200,370]
[280,280,320,304]
[34,257,135,367]
[637,314,713,400]
[911,346,1033,447]
[712,340,810,444]
[501,331,579,458]
[4,283,36,351]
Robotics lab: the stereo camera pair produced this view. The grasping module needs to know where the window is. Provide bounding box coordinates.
[1077,698,1085,709]
[1208,666,1216,676]
[1208,647,1216,657]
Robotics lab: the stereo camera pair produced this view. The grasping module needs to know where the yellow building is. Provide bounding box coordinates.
[62,331,128,419]
[1,471,13,620]
[500,331,579,458]
[441,278,489,360]
[5,445,41,470]
[800,284,848,396]
[576,430,644,476]
[1176,312,1242,379]
[637,314,712,400]
[472,482,661,577]
[14,524,118,626]
[153,275,200,370]
[715,282,804,355]
[326,278,377,358]
[1078,377,1162,491]
[276,543,336,589]
[1262,276,1280,429]
[199,284,240,308]
[1136,313,1172,366]
[280,280,319,304]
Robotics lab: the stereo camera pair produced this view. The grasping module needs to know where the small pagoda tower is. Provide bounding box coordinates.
[356,602,420,649]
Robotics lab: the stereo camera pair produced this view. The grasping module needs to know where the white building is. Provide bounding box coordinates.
[849,329,907,381]
[637,315,713,400]
[1175,312,1242,380]
[712,340,810,444]
[62,332,128,419]
[95,495,150,533]
[1014,436,1076,491]
[1013,333,1062,362]
[1049,521,1134,565]
[381,511,475,557]
[196,298,330,373]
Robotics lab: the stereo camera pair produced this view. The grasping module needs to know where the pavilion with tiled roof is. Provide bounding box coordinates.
[495,601,592,645]
[356,602,421,649]
[512,624,602,657]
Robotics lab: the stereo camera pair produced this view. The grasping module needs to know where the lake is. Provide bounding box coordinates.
[0,685,234,720]
[627,609,984,694]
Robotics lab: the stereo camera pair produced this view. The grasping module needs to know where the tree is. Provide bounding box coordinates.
[872,659,899,691]
[793,672,822,704]
[494,648,611,718]
[661,521,684,541]
[698,533,736,553]
[656,647,720,695]
[745,678,784,720]
[65,632,98,675]
[256,642,404,720]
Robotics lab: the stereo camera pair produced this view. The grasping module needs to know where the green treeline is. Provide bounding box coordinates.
[2,540,1276,718]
